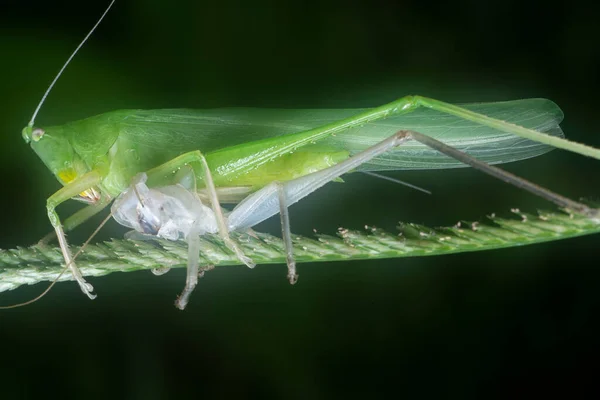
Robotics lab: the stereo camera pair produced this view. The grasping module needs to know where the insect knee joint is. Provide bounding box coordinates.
[393,130,413,143]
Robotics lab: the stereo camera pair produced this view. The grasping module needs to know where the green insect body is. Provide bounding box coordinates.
[21,90,600,307]
[22,97,566,204]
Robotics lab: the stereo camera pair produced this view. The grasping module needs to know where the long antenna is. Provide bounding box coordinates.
[28,0,117,128]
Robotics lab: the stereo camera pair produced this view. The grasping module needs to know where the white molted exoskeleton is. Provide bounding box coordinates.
[111,173,218,241]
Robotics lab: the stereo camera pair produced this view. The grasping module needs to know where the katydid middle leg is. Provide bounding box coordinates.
[226,131,413,282]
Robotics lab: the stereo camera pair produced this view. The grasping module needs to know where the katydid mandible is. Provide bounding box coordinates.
[19,0,600,305]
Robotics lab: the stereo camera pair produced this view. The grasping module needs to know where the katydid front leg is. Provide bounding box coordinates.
[144,150,255,268]
[46,170,103,299]
[39,195,112,244]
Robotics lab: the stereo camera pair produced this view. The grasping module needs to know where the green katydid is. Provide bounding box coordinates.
[18,0,600,308]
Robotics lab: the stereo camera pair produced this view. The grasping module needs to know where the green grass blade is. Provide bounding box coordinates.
[1,209,598,293]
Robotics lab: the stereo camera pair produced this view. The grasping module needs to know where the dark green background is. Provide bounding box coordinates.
[1,0,599,397]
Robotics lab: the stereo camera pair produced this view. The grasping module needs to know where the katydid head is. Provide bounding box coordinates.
[21,0,116,204]
[23,124,101,203]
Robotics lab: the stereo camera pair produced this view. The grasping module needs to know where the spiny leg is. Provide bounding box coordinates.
[46,170,103,299]
[228,128,597,282]
[198,97,600,191]
[144,150,255,268]
[376,96,600,160]
[406,130,599,218]
[412,96,600,160]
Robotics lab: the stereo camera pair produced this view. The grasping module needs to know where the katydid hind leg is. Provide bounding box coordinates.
[406,131,599,218]
[339,95,600,160]
[265,94,600,164]
[413,96,600,160]
[227,127,597,286]
[225,131,413,282]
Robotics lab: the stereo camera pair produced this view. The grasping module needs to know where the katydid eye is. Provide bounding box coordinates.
[32,128,45,142]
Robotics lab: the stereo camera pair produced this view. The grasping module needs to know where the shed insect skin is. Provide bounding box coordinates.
[17,0,600,304]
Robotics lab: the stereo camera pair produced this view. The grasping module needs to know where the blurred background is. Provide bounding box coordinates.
[0,0,599,397]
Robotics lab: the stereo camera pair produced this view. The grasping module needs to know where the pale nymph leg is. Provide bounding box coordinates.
[175,225,202,310]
